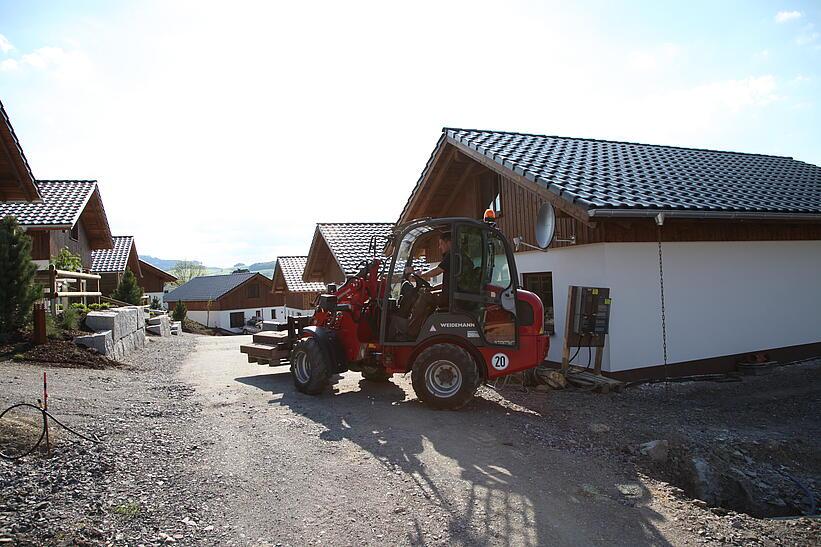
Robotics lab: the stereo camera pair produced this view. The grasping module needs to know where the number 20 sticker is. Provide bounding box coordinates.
[492,353,509,371]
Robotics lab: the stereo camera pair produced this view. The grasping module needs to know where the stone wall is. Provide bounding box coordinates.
[76,306,147,360]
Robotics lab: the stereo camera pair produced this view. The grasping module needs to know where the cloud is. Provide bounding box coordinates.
[628,43,682,71]
[775,11,802,23]
[0,58,18,71]
[0,33,13,53]
[795,25,819,45]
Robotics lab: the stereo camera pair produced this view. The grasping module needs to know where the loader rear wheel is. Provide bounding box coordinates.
[290,337,331,395]
[411,343,478,410]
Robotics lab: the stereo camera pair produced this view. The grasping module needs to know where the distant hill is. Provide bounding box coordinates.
[141,255,273,279]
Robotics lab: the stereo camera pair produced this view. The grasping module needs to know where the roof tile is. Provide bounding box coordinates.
[277,256,325,293]
[91,236,134,273]
[164,272,257,302]
[0,180,97,226]
[443,129,821,215]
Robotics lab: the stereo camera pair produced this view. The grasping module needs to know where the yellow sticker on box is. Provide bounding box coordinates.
[592,288,599,295]
[604,298,611,304]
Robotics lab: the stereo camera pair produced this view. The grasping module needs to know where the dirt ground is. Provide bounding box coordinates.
[1,335,818,546]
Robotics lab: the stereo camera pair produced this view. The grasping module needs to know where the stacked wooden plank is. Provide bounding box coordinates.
[240,330,291,366]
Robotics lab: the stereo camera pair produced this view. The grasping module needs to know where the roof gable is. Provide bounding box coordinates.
[164,272,258,302]
[274,256,325,293]
[401,128,821,221]
[303,223,393,282]
[0,180,114,247]
[91,236,138,273]
[0,100,40,202]
[138,259,177,283]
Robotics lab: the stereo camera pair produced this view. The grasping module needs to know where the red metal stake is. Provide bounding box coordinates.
[43,372,50,456]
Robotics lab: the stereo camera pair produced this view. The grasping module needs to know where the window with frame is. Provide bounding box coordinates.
[522,272,555,334]
[230,312,245,328]
[69,223,79,241]
[246,283,260,298]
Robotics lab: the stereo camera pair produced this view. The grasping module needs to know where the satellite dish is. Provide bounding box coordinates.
[535,203,556,249]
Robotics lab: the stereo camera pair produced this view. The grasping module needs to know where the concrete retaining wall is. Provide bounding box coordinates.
[76,305,148,360]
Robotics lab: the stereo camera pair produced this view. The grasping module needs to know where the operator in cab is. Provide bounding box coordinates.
[416,231,451,308]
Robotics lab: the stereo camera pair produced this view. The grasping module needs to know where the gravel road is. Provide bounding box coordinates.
[3,335,818,546]
[180,336,684,546]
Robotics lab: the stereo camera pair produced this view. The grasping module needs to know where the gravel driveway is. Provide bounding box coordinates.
[2,335,818,546]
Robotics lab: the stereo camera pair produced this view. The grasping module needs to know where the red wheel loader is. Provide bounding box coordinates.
[241,215,549,409]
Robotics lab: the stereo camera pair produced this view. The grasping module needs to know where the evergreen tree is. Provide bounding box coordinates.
[112,268,144,305]
[0,216,41,336]
[172,300,187,321]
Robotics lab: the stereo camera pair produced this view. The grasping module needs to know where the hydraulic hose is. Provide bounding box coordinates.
[0,402,101,461]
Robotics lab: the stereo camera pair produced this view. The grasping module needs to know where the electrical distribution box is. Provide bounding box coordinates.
[570,286,612,335]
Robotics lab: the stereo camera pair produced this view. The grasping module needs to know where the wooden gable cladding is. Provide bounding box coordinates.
[79,187,113,250]
[214,273,277,310]
[303,229,345,283]
[138,260,176,293]
[0,103,39,202]
[401,145,821,248]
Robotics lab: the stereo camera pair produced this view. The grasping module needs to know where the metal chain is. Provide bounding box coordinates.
[657,226,670,391]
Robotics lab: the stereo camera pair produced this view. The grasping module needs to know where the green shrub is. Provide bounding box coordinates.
[51,247,82,272]
[88,302,111,311]
[172,301,187,321]
[70,302,89,313]
[150,296,161,309]
[111,269,143,305]
[0,216,41,336]
[58,305,80,331]
[45,314,60,339]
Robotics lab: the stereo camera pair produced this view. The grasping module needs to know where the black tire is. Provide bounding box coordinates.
[361,368,392,382]
[290,337,331,395]
[411,343,479,410]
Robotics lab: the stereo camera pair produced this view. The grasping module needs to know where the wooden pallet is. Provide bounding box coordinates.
[564,366,625,393]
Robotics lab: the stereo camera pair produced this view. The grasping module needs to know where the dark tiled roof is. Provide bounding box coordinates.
[441,128,821,216]
[318,223,394,276]
[277,256,325,293]
[0,99,40,201]
[164,272,257,302]
[0,180,97,226]
[91,236,134,273]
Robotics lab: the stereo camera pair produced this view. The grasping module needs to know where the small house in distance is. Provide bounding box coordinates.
[138,260,177,307]
[271,256,325,318]
[90,236,178,306]
[164,272,277,333]
[91,236,142,296]
[303,222,394,284]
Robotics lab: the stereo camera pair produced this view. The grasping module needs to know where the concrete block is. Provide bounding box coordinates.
[85,311,131,341]
[75,330,114,356]
[111,307,140,335]
[170,321,181,335]
[148,314,169,326]
[134,327,146,348]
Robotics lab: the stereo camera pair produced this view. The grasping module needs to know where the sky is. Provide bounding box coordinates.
[1,0,819,267]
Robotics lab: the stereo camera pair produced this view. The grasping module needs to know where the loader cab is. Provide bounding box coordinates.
[380,218,519,347]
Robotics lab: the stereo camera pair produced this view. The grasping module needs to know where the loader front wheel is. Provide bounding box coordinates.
[290,337,331,395]
[411,343,478,410]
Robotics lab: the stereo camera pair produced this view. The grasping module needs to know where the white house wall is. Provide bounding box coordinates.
[187,306,315,332]
[516,240,821,372]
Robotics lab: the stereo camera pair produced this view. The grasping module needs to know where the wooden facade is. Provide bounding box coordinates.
[400,141,821,247]
[138,259,176,293]
[0,100,40,202]
[303,231,346,283]
[165,273,278,311]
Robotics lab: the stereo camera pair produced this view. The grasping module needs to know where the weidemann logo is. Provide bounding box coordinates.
[439,322,475,328]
